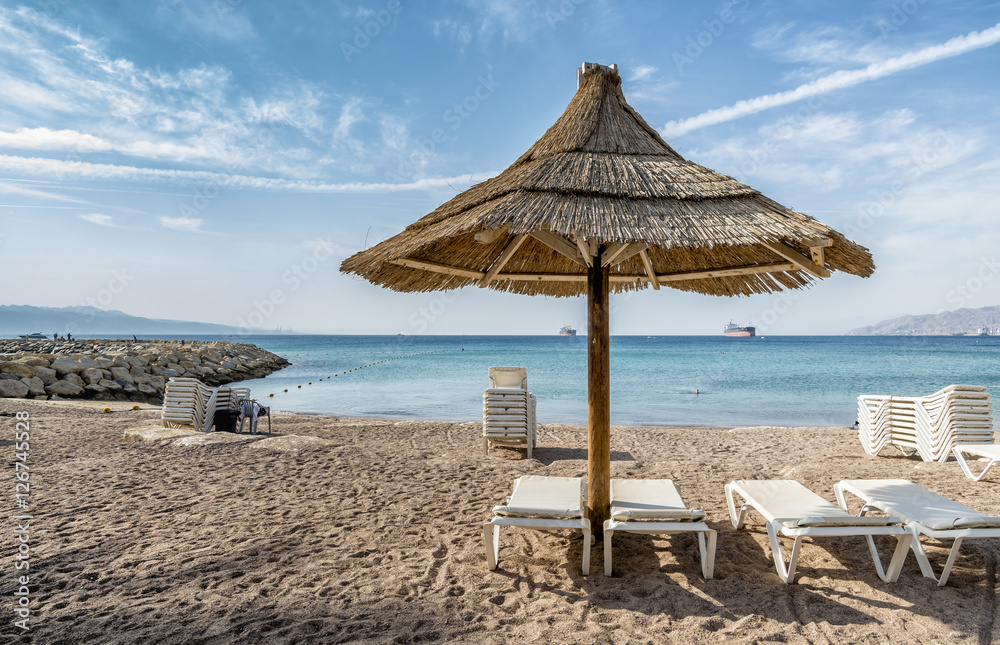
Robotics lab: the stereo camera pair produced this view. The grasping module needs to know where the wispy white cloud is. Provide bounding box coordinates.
[78,213,116,227]
[0,179,87,203]
[160,216,204,232]
[628,65,658,82]
[664,23,1000,137]
[691,108,975,193]
[0,154,497,193]
[0,127,112,152]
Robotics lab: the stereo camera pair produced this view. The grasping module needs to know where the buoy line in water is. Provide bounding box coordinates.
[268,350,449,398]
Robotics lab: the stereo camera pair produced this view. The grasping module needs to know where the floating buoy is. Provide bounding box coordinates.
[283,389,288,392]
[297,385,302,388]
[308,381,312,384]
[269,393,274,397]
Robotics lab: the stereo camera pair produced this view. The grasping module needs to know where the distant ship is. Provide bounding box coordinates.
[965,327,989,336]
[18,332,47,340]
[559,325,577,336]
[724,322,755,337]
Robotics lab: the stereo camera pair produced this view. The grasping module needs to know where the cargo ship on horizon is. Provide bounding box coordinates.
[724,322,755,337]
[559,325,577,336]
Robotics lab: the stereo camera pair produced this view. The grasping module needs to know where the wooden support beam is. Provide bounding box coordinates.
[804,237,832,266]
[479,234,527,287]
[600,243,650,268]
[529,231,589,267]
[638,248,659,290]
[496,262,798,283]
[573,232,594,267]
[762,242,831,278]
[601,243,629,267]
[614,243,648,266]
[657,262,797,283]
[588,244,610,538]
[390,258,485,280]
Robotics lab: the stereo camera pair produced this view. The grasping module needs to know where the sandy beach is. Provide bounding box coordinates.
[3,398,1000,644]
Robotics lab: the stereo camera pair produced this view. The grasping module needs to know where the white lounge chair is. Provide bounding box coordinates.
[952,443,1000,482]
[161,377,250,433]
[483,475,591,575]
[835,478,1000,586]
[603,479,716,578]
[857,385,993,462]
[483,367,536,458]
[725,479,912,584]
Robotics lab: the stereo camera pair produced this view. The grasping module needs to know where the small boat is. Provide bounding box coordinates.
[559,325,577,336]
[724,322,755,337]
[18,332,48,340]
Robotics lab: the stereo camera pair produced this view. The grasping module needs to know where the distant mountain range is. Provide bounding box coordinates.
[847,304,1000,335]
[0,305,256,337]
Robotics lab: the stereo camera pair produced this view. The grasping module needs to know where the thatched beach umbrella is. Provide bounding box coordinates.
[341,62,874,534]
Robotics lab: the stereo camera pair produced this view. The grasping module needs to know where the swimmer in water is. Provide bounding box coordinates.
[695,389,699,395]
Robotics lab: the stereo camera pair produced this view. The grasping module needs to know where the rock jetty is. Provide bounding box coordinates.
[0,339,290,403]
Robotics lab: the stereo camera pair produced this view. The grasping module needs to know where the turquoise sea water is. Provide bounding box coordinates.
[215,334,1000,428]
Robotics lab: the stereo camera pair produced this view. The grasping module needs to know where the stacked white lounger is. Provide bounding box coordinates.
[161,377,250,433]
[857,385,993,462]
[482,367,536,459]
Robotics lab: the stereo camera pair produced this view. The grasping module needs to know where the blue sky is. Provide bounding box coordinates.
[1,0,999,335]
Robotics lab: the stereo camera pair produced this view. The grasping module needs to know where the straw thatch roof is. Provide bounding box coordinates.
[341,64,874,297]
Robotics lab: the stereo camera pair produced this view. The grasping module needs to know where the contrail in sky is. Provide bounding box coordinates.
[663,23,1000,137]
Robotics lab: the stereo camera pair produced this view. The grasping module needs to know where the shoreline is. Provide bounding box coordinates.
[6,397,999,643]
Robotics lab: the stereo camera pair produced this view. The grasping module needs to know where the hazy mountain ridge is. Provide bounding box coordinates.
[0,305,247,337]
[847,305,1000,335]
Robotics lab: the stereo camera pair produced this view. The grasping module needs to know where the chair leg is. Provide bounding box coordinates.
[864,533,913,582]
[953,446,997,482]
[699,530,717,580]
[904,524,939,582]
[725,483,741,529]
[581,525,591,576]
[937,537,965,586]
[603,526,614,576]
[766,520,800,584]
[483,523,500,570]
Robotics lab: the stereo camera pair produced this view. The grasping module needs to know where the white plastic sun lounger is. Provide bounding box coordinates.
[603,479,716,578]
[725,480,911,584]
[483,367,536,458]
[952,444,1000,481]
[484,475,591,575]
[835,479,1000,586]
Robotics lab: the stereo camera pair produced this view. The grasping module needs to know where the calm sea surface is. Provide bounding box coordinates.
[203,334,1000,428]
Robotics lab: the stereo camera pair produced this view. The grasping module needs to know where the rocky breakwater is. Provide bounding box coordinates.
[0,339,290,403]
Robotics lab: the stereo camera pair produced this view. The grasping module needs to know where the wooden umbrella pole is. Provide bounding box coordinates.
[587,244,611,538]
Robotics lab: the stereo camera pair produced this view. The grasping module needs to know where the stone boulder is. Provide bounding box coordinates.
[98,379,123,391]
[19,357,50,368]
[77,356,100,370]
[1,362,37,379]
[45,380,83,396]
[50,357,87,374]
[33,366,58,384]
[0,380,29,398]
[81,368,104,385]
[110,366,133,382]
[20,377,46,396]
[64,373,85,388]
